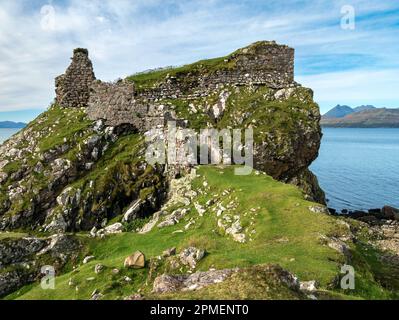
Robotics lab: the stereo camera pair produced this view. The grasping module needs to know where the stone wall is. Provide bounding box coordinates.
[55,48,96,108]
[233,41,294,82]
[87,80,144,128]
[137,42,295,101]
[86,80,174,130]
[58,42,295,128]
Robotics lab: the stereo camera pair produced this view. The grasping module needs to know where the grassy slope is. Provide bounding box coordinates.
[0,105,164,228]
[0,232,27,240]
[5,165,395,300]
[125,41,281,92]
[126,56,235,92]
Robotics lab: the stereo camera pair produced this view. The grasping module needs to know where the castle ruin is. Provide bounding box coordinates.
[55,41,295,130]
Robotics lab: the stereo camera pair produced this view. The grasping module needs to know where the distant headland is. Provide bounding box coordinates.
[0,121,26,129]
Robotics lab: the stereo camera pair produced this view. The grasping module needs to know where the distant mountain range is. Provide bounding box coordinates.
[321,105,399,127]
[0,121,26,128]
[323,105,376,119]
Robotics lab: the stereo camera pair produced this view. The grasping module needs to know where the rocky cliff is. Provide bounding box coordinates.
[0,41,324,233]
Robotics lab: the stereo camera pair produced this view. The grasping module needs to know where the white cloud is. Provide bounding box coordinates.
[0,0,398,114]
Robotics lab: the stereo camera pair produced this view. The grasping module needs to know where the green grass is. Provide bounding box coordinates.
[2,161,23,175]
[33,106,93,153]
[218,86,319,144]
[4,166,398,300]
[5,165,349,300]
[0,232,27,240]
[2,165,398,300]
[125,41,288,92]
[126,56,234,91]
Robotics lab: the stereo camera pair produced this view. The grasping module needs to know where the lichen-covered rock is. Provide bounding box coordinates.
[179,247,205,269]
[153,264,300,296]
[37,234,81,260]
[288,168,326,203]
[261,264,300,291]
[153,269,235,294]
[0,237,47,268]
[94,264,104,274]
[0,269,36,298]
[123,199,144,222]
[300,280,318,292]
[309,205,329,214]
[83,255,95,264]
[96,223,124,237]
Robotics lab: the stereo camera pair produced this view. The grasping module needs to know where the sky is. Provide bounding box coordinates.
[0,0,399,122]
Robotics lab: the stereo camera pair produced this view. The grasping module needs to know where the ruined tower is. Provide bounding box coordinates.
[55,48,96,108]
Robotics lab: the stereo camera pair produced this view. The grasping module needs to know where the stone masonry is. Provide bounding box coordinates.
[55,41,295,130]
[55,48,96,108]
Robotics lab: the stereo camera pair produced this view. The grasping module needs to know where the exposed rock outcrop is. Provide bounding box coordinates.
[153,269,236,293]
[0,234,81,297]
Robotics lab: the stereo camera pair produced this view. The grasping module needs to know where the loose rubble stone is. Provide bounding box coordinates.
[158,209,189,228]
[94,264,104,274]
[95,223,124,237]
[125,294,144,300]
[162,247,177,258]
[124,251,146,269]
[300,280,318,292]
[179,247,205,269]
[90,293,103,300]
[83,256,95,264]
[123,199,143,223]
[139,211,164,234]
[309,206,329,214]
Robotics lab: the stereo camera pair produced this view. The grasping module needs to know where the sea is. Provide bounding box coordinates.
[1,127,398,211]
[311,128,399,211]
[0,128,20,144]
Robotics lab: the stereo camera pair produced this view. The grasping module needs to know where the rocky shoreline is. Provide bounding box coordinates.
[327,205,399,224]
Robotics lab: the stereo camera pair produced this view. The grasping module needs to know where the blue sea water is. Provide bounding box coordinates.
[311,128,399,211]
[0,128,19,144]
[1,127,398,211]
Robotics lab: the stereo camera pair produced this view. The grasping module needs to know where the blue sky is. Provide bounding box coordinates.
[1,0,399,122]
